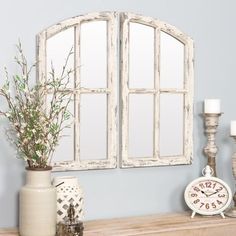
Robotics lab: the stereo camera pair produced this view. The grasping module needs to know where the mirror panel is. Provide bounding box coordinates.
[128,94,154,158]
[46,94,75,162]
[47,27,75,88]
[80,21,107,88]
[129,23,154,89]
[80,94,107,160]
[120,12,193,168]
[159,94,184,157]
[160,31,184,89]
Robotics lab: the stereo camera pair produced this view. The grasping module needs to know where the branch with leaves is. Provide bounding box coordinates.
[0,42,74,168]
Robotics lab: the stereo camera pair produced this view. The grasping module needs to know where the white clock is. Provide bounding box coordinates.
[184,165,232,218]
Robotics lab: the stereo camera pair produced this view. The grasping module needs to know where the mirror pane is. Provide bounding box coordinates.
[47,94,75,162]
[80,21,107,88]
[47,28,75,88]
[128,94,154,157]
[159,94,184,156]
[80,94,107,160]
[129,23,154,89]
[160,31,184,89]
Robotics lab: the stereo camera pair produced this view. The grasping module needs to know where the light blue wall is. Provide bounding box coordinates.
[1,0,236,227]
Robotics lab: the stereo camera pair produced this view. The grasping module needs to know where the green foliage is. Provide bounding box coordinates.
[0,42,74,168]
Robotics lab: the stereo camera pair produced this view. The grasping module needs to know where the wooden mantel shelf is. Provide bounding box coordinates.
[1,212,236,236]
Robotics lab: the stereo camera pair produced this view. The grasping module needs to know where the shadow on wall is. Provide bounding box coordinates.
[195,101,207,170]
[0,121,25,227]
[168,171,193,213]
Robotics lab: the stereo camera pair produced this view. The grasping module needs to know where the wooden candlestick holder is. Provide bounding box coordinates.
[225,136,236,217]
[203,113,222,177]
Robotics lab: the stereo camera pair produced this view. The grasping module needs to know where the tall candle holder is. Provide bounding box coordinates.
[203,113,222,177]
[225,135,236,217]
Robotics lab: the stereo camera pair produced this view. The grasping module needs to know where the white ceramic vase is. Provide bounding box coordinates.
[53,176,84,223]
[19,167,56,236]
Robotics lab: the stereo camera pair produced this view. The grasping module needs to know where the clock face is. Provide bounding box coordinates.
[185,177,232,215]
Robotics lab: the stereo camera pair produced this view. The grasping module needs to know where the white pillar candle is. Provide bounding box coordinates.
[204,99,221,114]
[231,121,236,136]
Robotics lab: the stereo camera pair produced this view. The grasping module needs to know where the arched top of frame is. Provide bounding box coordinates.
[37,11,117,40]
[36,11,193,45]
[120,12,193,46]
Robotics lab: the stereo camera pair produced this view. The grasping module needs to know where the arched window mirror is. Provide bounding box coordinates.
[37,12,118,171]
[37,12,193,171]
[120,13,194,168]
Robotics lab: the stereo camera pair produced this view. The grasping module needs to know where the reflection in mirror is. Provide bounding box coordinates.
[80,94,107,160]
[80,21,107,88]
[47,27,75,88]
[46,94,75,162]
[160,31,184,89]
[120,12,193,167]
[159,94,184,157]
[38,12,118,170]
[128,94,154,158]
[129,23,154,89]
[38,12,193,170]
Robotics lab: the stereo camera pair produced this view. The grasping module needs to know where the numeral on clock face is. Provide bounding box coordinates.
[217,200,223,205]
[197,202,218,209]
[216,187,223,192]
[193,187,200,192]
[212,182,217,189]
[199,183,205,189]
[193,199,200,204]
[211,202,216,208]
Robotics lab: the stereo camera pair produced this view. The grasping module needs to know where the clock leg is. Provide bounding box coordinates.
[191,211,196,218]
[220,212,225,219]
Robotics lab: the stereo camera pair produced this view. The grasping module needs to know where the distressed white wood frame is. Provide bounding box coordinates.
[120,12,194,168]
[36,12,118,171]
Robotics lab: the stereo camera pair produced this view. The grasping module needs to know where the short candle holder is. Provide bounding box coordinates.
[203,113,222,177]
[225,135,236,217]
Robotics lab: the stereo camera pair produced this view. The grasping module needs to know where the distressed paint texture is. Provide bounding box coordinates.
[120,12,194,168]
[37,12,118,171]
[37,11,194,171]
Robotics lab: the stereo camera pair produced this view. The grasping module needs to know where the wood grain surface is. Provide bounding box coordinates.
[1,212,236,236]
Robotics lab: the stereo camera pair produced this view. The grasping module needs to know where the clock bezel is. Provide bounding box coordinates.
[184,176,232,216]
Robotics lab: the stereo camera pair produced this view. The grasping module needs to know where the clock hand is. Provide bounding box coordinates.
[207,191,218,197]
[201,190,208,197]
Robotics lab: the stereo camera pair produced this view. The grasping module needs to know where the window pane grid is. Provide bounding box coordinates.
[37,12,192,170]
[121,12,193,168]
[38,12,117,171]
